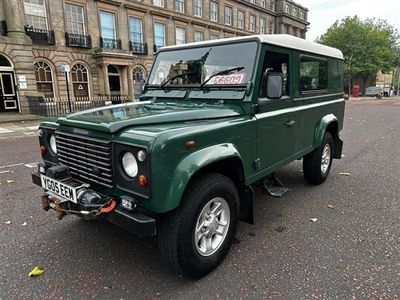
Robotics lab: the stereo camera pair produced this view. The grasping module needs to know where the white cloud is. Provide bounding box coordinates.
[301,0,400,41]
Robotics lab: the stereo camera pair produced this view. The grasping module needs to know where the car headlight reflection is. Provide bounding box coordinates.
[122,152,138,178]
[49,134,57,154]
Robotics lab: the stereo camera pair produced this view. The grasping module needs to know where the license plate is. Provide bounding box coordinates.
[41,175,78,203]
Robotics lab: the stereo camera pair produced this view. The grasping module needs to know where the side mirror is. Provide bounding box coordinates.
[266,73,283,99]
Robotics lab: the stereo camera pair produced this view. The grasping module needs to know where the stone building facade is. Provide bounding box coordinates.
[0,0,308,114]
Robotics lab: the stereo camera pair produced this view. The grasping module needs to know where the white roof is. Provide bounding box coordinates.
[161,34,344,60]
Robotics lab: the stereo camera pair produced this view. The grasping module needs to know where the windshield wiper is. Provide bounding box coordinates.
[200,66,244,87]
[160,71,196,88]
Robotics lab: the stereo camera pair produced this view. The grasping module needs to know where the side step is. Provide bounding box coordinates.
[261,173,290,198]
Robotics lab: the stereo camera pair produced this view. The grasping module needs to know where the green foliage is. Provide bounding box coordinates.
[317,16,399,87]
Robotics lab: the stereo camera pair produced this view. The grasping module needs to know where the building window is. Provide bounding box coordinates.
[193,0,202,17]
[65,3,85,35]
[71,63,89,98]
[34,61,54,98]
[153,0,164,7]
[154,22,166,49]
[194,31,203,42]
[300,57,327,91]
[175,27,185,45]
[175,0,184,12]
[269,20,274,34]
[270,0,275,11]
[210,1,218,22]
[285,3,291,13]
[24,0,48,29]
[132,66,146,83]
[249,14,255,32]
[300,10,305,20]
[237,10,244,29]
[129,17,143,44]
[260,0,266,8]
[224,6,232,26]
[259,18,266,34]
[100,11,116,40]
[210,34,219,40]
[293,7,298,17]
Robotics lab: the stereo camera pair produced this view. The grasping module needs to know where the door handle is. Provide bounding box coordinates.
[284,120,296,127]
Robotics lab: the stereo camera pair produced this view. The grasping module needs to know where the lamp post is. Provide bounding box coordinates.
[62,64,72,112]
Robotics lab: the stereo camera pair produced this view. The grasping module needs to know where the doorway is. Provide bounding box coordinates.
[0,54,19,112]
[108,65,121,96]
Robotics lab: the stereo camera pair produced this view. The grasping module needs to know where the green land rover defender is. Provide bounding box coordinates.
[32,34,345,278]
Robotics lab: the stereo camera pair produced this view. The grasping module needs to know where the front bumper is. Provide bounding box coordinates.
[32,171,156,237]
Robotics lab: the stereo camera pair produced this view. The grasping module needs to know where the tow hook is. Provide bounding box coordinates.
[41,194,117,220]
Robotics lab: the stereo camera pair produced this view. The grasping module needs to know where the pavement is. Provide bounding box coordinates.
[0,98,400,299]
[0,120,40,140]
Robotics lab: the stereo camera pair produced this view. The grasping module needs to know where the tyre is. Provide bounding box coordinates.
[303,132,334,185]
[158,173,239,279]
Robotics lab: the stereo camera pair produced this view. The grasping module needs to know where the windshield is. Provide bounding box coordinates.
[147,41,258,87]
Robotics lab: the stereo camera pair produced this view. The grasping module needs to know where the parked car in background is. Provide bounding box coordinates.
[365,86,383,99]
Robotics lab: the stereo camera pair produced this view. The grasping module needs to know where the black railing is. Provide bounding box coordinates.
[153,44,164,53]
[65,32,92,48]
[27,96,131,117]
[25,26,55,45]
[0,20,7,36]
[100,37,122,49]
[130,42,148,55]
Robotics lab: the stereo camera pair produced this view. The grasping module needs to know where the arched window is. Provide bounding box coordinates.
[0,55,11,66]
[34,61,54,98]
[132,66,145,83]
[71,63,89,98]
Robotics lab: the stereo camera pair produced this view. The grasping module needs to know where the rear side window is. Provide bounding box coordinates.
[300,56,327,92]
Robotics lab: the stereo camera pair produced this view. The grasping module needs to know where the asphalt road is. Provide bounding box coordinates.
[0,99,399,299]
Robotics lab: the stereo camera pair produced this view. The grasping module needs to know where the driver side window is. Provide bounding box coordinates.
[259,51,289,99]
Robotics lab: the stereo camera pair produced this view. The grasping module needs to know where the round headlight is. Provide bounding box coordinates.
[122,152,138,178]
[137,150,147,162]
[49,135,57,154]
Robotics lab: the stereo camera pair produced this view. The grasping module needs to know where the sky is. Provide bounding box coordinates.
[301,0,400,41]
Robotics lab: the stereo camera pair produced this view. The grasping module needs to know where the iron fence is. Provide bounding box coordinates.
[27,95,131,117]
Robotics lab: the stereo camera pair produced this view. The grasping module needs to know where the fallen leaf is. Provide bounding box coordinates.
[28,266,44,277]
[4,221,12,225]
[339,172,351,176]
[327,204,336,209]
[22,221,28,226]
[309,218,318,223]
[6,179,15,184]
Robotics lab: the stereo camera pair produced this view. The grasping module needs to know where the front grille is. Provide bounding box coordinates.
[56,132,113,188]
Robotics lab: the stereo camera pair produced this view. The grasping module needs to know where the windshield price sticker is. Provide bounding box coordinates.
[212,73,246,85]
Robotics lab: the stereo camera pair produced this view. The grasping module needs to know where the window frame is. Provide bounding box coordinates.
[224,5,232,26]
[71,63,90,99]
[154,21,166,48]
[175,26,186,45]
[193,0,202,17]
[174,0,185,12]
[299,55,328,94]
[34,61,55,98]
[209,1,218,22]
[194,30,204,42]
[129,16,143,44]
[237,10,244,29]
[249,14,256,32]
[99,10,117,40]
[259,18,266,34]
[24,0,49,30]
[153,0,164,7]
[65,2,86,35]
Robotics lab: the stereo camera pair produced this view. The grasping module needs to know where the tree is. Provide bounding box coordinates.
[317,16,399,95]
